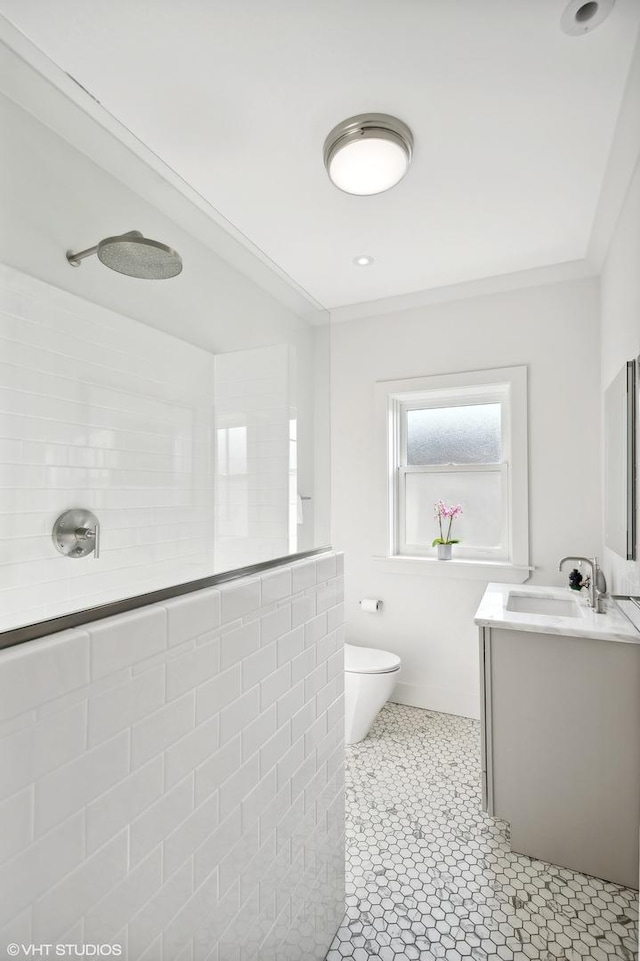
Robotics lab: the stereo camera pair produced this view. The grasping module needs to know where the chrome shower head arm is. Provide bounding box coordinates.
[66,244,98,267]
[66,231,143,268]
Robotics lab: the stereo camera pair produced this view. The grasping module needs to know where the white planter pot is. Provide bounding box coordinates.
[437,543,453,561]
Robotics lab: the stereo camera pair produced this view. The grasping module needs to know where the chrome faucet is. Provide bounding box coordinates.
[558,556,606,613]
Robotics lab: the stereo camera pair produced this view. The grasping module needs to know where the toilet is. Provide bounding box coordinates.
[344,643,402,744]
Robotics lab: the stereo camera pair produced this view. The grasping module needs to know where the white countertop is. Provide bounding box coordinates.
[475,582,640,644]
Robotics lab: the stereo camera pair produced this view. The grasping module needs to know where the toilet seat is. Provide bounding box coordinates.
[345,643,401,675]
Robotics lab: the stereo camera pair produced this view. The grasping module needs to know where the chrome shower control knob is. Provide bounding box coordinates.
[52,509,101,559]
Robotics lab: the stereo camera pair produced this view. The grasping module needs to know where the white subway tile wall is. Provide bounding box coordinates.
[0,554,345,961]
[214,345,295,572]
[0,264,217,632]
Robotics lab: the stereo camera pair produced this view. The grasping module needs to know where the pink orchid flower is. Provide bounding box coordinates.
[433,501,463,545]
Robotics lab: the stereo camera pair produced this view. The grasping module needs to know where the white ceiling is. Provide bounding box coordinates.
[0,0,638,310]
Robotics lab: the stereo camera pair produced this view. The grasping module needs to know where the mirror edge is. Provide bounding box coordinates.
[627,358,637,560]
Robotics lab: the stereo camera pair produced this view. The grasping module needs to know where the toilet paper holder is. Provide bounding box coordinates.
[359,598,382,612]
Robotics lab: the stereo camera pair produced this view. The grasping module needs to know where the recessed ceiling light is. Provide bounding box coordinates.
[324,114,413,196]
[561,0,615,35]
[354,255,374,267]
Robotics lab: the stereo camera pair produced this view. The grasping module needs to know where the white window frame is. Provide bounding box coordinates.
[374,366,530,581]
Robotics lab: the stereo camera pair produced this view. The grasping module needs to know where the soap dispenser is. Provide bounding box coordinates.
[568,568,584,591]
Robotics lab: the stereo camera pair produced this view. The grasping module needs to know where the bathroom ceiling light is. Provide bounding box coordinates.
[324,114,413,196]
[354,255,374,267]
[561,0,615,35]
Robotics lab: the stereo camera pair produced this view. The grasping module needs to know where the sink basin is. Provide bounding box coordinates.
[506,592,581,618]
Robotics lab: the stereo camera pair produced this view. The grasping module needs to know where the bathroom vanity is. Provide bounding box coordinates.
[475,583,640,888]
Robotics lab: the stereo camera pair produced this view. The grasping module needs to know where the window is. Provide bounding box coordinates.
[377,367,529,572]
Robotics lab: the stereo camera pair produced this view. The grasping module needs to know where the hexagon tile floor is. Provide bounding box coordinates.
[325,703,638,961]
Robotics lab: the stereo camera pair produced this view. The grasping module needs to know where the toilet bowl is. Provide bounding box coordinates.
[344,643,401,744]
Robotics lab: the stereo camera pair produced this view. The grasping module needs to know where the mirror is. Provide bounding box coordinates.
[604,360,637,560]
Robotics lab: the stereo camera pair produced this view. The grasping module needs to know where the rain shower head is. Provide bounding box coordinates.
[66,231,183,279]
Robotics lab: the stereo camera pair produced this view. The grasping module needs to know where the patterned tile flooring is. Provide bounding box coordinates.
[325,703,638,961]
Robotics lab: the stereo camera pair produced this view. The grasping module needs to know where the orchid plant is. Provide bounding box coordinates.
[432,500,463,547]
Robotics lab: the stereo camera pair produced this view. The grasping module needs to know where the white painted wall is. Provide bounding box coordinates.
[331,278,601,719]
[0,555,345,961]
[600,159,640,595]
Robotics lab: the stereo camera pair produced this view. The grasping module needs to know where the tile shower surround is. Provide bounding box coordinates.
[0,263,216,630]
[215,344,295,573]
[0,265,306,633]
[0,553,345,960]
[327,703,638,961]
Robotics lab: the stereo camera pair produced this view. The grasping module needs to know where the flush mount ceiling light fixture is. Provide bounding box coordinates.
[561,0,616,35]
[324,114,413,196]
[354,255,374,267]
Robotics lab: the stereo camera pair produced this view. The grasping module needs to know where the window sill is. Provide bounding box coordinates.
[373,555,533,582]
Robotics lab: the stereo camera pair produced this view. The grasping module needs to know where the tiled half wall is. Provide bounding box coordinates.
[0,552,345,961]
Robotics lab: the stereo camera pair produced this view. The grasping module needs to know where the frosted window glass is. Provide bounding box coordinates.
[406,404,501,465]
[404,470,503,550]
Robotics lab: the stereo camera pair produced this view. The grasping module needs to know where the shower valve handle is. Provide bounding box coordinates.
[52,509,101,559]
[75,525,100,559]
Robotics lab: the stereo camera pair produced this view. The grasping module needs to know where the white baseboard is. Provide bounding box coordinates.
[391,680,480,721]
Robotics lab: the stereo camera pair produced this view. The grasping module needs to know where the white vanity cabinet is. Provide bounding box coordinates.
[476,584,640,889]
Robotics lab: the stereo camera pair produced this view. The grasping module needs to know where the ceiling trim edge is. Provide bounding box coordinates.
[329,259,596,324]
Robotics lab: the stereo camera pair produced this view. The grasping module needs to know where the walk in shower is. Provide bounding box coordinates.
[0,23,343,961]
[0,48,331,642]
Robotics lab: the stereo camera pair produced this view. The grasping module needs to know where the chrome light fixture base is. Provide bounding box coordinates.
[323,113,413,196]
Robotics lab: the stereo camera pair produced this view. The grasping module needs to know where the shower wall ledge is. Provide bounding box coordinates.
[0,547,333,652]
